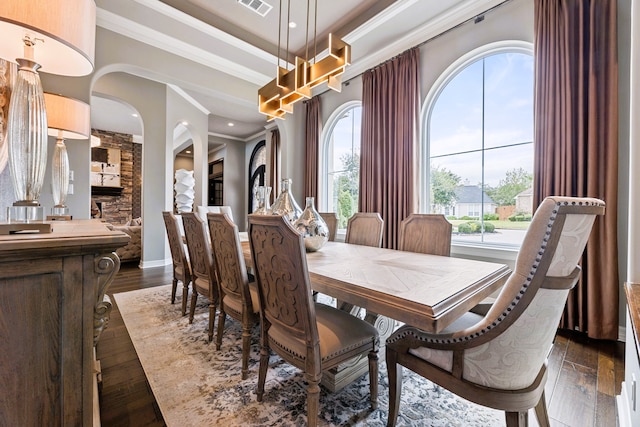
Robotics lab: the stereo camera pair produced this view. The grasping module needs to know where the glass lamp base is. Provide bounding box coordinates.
[7,205,44,223]
[51,206,69,216]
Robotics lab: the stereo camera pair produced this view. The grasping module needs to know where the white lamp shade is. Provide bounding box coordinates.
[44,93,90,139]
[0,0,96,76]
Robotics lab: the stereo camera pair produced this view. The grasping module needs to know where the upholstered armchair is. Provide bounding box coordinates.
[385,196,605,427]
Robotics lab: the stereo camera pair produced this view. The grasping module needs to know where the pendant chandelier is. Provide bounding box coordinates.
[258,0,350,121]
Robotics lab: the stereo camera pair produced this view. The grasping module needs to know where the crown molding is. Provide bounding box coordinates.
[168,84,210,115]
[341,0,508,82]
[97,7,272,85]
[208,132,245,142]
[133,0,279,65]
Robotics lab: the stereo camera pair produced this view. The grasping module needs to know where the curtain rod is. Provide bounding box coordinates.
[312,0,513,98]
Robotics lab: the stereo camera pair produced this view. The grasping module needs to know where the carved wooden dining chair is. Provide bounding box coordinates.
[248,214,380,427]
[207,212,260,379]
[385,196,605,427]
[162,211,192,315]
[181,212,219,342]
[319,212,338,242]
[345,212,384,247]
[398,213,452,256]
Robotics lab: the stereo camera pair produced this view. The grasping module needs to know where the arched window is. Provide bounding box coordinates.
[320,102,361,230]
[248,140,266,214]
[423,42,534,247]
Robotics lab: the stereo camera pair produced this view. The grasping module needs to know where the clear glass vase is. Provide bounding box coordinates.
[271,178,302,222]
[294,197,329,252]
[254,186,272,215]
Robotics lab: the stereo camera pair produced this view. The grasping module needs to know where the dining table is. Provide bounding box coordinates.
[240,239,510,333]
[240,237,510,391]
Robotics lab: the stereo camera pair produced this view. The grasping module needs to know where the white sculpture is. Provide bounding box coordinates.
[174,169,195,213]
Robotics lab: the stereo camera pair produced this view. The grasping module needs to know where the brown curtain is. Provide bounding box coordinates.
[360,48,419,249]
[304,96,321,201]
[268,128,280,204]
[533,0,618,339]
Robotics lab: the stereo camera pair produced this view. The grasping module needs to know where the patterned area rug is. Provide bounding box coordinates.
[113,285,504,426]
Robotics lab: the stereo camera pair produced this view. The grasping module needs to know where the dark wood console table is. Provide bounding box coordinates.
[0,220,129,427]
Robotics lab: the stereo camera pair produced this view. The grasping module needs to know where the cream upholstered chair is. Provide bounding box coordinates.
[162,211,192,315]
[248,214,379,427]
[197,205,234,223]
[318,212,338,242]
[398,213,452,256]
[345,212,384,247]
[385,196,605,427]
[181,212,219,342]
[207,212,260,379]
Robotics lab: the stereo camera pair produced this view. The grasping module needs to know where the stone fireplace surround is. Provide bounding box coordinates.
[91,129,142,225]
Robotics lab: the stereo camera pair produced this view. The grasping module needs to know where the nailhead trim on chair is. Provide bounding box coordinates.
[387,199,604,346]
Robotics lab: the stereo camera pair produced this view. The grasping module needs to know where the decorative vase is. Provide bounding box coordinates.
[271,178,302,222]
[174,169,195,213]
[294,197,329,252]
[254,186,272,215]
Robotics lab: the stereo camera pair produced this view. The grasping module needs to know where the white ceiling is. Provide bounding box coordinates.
[91,0,507,145]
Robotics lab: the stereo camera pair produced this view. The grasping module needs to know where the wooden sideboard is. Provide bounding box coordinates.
[0,220,129,427]
[619,282,640,427]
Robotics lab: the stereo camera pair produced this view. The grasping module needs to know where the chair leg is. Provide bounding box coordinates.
[208,300,215,342]
[256,345,269,402]
[189,291,198,324]
[534,391,550,427]
[215,310,226,350]
[241,322,251,380]
[505,411,528,427]
[368,349,379,410]
[306,376,320,427]
[181,280,189,316]
[171,277,177,304]
[386,347,403,427]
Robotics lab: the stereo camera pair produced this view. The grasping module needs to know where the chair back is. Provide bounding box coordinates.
[197,205,234,223]
[459,197,605,389]
[398,214,452,256]
[207,212,253,313]
[162,211,190,274]
[345,212,384,247]
[319,212,338,242]
[248,215,319,357]
[181,212,218,300]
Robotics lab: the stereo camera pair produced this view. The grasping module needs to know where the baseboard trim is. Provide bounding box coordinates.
[139,258,171,269]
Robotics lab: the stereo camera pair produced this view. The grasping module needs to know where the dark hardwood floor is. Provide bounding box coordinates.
[97,263,625,427]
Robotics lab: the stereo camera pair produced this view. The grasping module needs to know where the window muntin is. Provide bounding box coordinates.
[424,44,534,247]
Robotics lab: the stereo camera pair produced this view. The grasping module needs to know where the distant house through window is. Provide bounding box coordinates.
[423,42,534,247]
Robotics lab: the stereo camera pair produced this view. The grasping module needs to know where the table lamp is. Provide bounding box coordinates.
[0,0,95,224]
[44,93,90,215]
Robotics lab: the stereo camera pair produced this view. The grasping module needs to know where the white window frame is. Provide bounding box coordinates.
[420,40,534,256]
[319,100,362,214]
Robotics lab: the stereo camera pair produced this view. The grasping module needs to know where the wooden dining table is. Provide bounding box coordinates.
[240,237,510,391]
[241,239,510,333]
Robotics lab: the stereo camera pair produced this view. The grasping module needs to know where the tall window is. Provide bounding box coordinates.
[321,102,361,229]
[248,140,266,213]
[424,43,534,247]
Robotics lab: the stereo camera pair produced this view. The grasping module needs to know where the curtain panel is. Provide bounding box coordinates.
[304,96,321,202]
[360,48,420,249]
[268,128,280,204]
[533,0,618,339]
